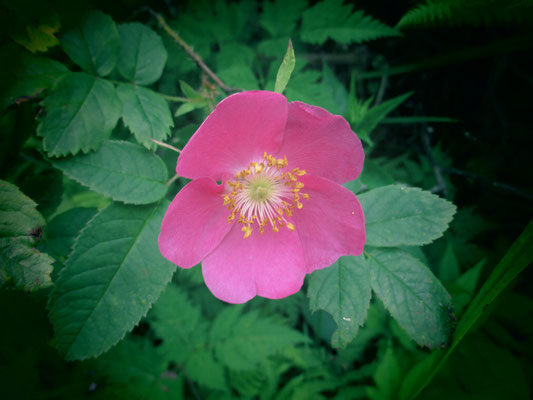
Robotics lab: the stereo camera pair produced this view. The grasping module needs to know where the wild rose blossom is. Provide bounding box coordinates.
[158,91,365,304]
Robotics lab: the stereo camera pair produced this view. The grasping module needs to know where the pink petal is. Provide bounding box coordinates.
[177,91,288,180]
[276,101,364,184]
[158,178,233,268]
[293,175,365,272]
[202,223,306,304]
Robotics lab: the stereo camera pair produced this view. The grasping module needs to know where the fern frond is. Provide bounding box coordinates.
[397,0,533,29]
[300,0,400,45]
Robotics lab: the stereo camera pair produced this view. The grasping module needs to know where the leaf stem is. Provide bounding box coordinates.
[148,8,239,94]
[159,94,191,102]
[150,139,181,153]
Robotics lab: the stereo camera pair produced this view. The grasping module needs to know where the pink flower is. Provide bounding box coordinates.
[158,91,365,304]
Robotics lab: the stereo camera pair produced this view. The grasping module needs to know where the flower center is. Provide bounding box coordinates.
[223,153,309,238]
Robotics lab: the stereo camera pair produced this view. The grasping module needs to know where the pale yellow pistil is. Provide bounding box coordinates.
[223,153,309,238]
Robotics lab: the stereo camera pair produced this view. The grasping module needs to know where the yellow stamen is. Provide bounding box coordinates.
[223,153,309,238]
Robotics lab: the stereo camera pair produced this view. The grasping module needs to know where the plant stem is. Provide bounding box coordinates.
[148,8,239,94]
[160,94,190,102]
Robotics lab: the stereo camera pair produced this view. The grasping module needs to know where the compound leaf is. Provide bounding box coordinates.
[211,306,310,370]
[37,72,121,156]
[300,0,399,45]
[117,84,174,150]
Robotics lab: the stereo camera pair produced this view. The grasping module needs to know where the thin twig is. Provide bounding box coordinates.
[421,125,448,197]
[148,8,238,94]
[150,139,181,153]
[166,174,180,187]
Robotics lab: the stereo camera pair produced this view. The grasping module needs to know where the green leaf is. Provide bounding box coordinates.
[117,23,168,85]
[117,84,174,150]
[217,65,259,90]
[179,81,202,99]
[350,92,413,143]
[308,256,372,348]
[185,349,227,391]
[37,72,121,156]
[367,342,402,400]
[149,285,206,364]
[51,140,168,205]
[366,248,454,348]
[211,306,310,370]
[399,221,533,400]
[94,336,184,399]
[359,159,395,190]
[49,200,176,360]
[259,0,307,37]
[274,39,295,94]
[438,239,460,282]
[42,207,97,263]
[174,101,208,117]
[451,258,485,314]
[60,11,119,76]
[0,43,68,111]
[300,0,400,45]
[359,185,456,247]
[0,180,53,290]
[396,0,533,29]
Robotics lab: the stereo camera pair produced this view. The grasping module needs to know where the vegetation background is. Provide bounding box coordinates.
[0,0,532,399]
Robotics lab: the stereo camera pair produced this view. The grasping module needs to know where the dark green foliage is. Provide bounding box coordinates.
[398,0,533,28]
[0,0,531,398]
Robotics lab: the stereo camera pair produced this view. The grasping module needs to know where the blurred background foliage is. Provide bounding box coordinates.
[0,0,532,399]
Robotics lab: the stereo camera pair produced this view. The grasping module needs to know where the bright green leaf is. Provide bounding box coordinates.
[366,248,454,348]
[51,140,168,205]
[117,84,174,150]
[308,256,372,348]
[37,72,121,156]
[49,200,176,360]
[117,23,168,85]
[0,180,53,290]
[61,11,119,76]
[300,0,400,45]
[359,185,456,247]
[274,39,295,94]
